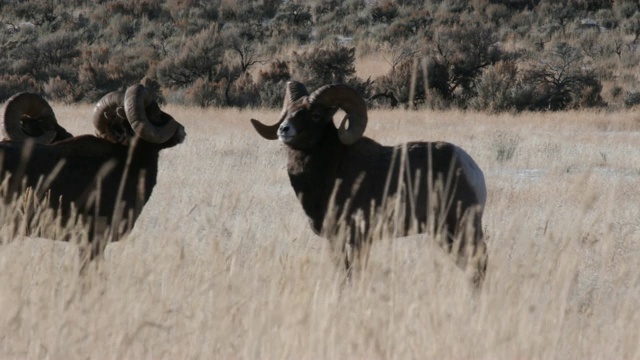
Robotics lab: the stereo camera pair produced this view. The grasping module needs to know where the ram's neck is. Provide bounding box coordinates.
[285,136,345,234]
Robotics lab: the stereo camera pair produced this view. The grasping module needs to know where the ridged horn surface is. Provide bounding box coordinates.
[1,93,60,144]
[308,84,368,145]
[124,84,178,144]
[92,90,126,140]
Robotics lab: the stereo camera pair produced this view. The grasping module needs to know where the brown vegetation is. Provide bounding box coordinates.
[1,0,640,110]
[0,106,638,358]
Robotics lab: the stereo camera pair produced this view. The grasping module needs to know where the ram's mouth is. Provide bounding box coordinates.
[278,134,294,143]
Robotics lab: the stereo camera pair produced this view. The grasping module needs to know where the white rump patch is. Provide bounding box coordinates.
[453,146,487,207]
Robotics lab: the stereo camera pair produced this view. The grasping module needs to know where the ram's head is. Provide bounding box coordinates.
[251,81,368,149]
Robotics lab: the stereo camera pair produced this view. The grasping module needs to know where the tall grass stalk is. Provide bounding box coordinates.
[0,105,638,358]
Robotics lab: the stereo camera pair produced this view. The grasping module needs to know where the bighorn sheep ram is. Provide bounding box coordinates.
[0,84,185,261]
[251,81,487,285]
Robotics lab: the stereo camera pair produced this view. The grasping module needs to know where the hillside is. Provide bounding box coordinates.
[1,0,639,111]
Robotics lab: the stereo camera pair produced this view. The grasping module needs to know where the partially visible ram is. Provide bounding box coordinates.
[251,81,487,286]
[0,84,185,262]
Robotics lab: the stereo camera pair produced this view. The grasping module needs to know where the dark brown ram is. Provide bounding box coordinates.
[251,81,487,286]
[0,84,185,261]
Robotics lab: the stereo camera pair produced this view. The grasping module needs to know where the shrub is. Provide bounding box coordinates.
[522,43,605,110]
[622,13,640,43]
[0,0,633,112]
[485,4,512,25]
[221,24,268,73]
[429,20,505,101]
[258,79,288,108]
[256,61,291,108]
[577,75,606,108]
[11,1,62,28]
[104,46,155,88]
[507,83,540,111]
[228,71,259,108]
[257,60,291,85]
[595,9,618,29]
[370,1,398,24]
[610,85,622,98]
[615,0,638,19]
[157,25,223,88]
[43,76,75,103]
[624,91,640,108]
[374,57,428,109]
[98,0,167,21]
[141,77,165,104]
[184,78,226,107]
[11,31,81,82]
[0,74,40,102]
[107,14,138,43]
[577,29,604,60]
[271,3,313,42]
[470,60,519,112]
[76,55,122,102]
[291,43,357,90]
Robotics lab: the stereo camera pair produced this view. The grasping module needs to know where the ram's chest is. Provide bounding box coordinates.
[286,149,345,222]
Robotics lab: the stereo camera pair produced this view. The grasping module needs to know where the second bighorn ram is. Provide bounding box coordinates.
[0,84,185,260]
[251,81,487,286]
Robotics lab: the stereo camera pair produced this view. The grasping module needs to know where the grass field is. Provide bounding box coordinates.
[1,104,639,359]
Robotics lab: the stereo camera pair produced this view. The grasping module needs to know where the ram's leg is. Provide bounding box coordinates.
[455,207,488,288]
[468,214,488,288]
[77,215,111,275]
[447,210,487,289]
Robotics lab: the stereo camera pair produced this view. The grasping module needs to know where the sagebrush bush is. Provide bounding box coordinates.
[271,3,313,42]
[229,72,259,108]
[369,1,398,24]
[470,60,519,112]
[623,91,640,108]
[257,60,291,85]
[157,25,223,88]
[141,77,166,104]
[258,79,288,108]
[256,60,291,108]
[374,57,427,108]
[0,74,41,102]
[43,76,75,103]
[291,43,357,90]
[1,0,636,111]
[615,0,638,18]
[184,78,226,107]
[610,85,623,98]
[428,20,507,102]
[519,43,605,110]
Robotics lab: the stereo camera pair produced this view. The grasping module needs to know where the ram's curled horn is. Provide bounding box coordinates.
[1,93,62,144]
[92,90,126,141]
[308,84,368,145]
[286,81,309,103]
[251,81,311,140]
[124,84,178,144]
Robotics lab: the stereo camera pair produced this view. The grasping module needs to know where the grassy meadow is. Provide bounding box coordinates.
[1,103,640,359]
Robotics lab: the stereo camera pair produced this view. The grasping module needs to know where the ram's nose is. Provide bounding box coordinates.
[277,121,296,143]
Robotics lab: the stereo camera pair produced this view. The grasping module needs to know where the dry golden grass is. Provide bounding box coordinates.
[1,105,640,359]
[355,54,392,80]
